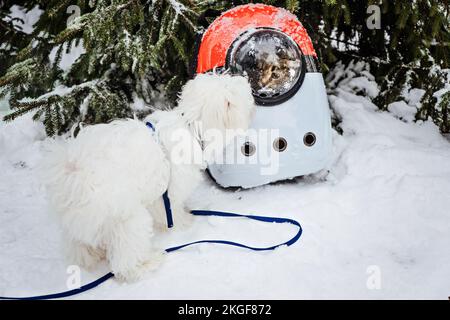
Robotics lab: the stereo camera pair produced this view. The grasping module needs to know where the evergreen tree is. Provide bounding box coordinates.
[0,0,449,136]
[1,0,202,136]
[0,0,37,74]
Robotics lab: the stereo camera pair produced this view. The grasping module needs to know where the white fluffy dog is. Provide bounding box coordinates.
[42,73,255,281]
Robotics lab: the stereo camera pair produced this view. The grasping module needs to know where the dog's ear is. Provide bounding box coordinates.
[178,73,255,134]
[222,74,256,129]
[177,73,255,164]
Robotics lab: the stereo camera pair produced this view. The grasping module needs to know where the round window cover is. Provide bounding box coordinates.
[227,29,306,106]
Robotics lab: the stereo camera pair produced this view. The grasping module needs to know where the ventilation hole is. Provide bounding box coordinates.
[303,132,316,147]
[241,141,256,157]
[273,137,288,152]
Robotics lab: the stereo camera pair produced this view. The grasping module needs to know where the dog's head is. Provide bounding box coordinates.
[178,73,256,157]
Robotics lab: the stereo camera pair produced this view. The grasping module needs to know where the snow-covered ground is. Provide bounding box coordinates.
[1,83,449,299]
[0,100,9,118]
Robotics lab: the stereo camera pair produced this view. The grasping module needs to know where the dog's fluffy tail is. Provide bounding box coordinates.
[39,119,170,241]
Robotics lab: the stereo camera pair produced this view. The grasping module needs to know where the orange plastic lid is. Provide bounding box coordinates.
[196,4,316,74]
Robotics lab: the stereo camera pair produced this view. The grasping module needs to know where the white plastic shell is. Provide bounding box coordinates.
[208,72,332,188]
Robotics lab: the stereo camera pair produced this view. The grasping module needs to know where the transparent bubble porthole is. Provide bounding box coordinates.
[228,29,305,106]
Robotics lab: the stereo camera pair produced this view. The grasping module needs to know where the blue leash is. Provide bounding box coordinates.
[0,210,302,300]
[0,122,303,300]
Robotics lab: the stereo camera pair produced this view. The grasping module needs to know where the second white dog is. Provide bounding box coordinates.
[42,73,255,281]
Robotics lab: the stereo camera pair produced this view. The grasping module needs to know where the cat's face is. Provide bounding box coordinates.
[256,53,298,92]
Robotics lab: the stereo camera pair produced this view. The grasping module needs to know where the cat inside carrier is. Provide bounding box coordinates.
[194,3,332,188]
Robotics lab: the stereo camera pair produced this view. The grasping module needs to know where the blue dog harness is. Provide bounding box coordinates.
[146,121,174,229]
[0,122,303,300]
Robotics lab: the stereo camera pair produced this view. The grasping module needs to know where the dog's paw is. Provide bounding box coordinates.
[69,243,104,270]
[114,251,165,282]
[172,209,194,230]
[154,220,169,233]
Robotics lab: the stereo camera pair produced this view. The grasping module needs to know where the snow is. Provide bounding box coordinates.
[405,88,426,107]
[49,41,86,73]
[131,93,150,112]
[5,5,43,35]
[0,99,9,118]
[1,81,450,299]
[327,61,380,98]
[388,101,417,123]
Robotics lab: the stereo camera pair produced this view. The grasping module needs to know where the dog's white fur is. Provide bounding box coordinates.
[42,73,255,281]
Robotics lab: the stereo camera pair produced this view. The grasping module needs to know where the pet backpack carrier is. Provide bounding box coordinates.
[195,4,332,188]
